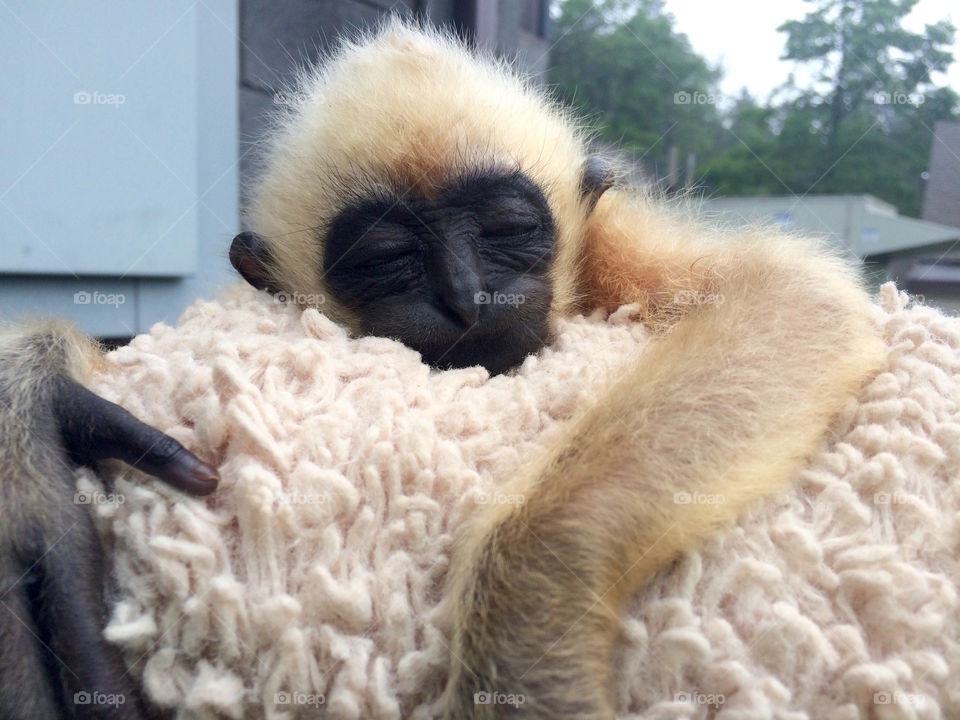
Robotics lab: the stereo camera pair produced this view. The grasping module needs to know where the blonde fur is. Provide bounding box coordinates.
[240,19,888,718]
[442,193,885,717]
[248,19,591,329]
[0,321,102,479]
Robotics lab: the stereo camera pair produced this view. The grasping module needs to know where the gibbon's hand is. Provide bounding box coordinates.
[0,329,218,719]
[55,376,219,495]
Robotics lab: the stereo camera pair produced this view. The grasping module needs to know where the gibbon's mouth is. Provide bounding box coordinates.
[352,280,555,375]
[415,320,551,375]
[361,296,552,375]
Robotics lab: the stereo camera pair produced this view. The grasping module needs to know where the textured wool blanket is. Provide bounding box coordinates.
[81,282,960,720]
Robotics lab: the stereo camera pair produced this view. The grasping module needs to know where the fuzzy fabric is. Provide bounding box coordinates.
[80,282,960,720]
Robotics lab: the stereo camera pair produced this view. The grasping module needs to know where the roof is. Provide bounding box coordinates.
[704,194,960,258]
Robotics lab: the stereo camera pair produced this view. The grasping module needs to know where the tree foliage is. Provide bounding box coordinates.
[549,0,959,216]
[549,0,723,176]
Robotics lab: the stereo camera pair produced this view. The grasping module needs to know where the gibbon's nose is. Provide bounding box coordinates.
[440,267,482,326]
[435,239,482,327]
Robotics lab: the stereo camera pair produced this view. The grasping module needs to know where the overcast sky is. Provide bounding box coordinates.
[661,0,960,101]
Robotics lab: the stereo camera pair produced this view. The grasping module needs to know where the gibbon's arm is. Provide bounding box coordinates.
[0,322,217,720]
[442,191,886,719]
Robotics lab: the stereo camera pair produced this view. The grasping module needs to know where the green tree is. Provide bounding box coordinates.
[778,0,954,155]
[551,0,957,215]
[698,92,782,196]
[704,0,957,215]
[549,0,723,176]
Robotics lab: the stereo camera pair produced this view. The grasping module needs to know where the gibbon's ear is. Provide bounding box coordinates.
[580,156,614,213]
[230,231,276,293]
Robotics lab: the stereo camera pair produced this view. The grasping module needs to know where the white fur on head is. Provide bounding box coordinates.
[247,18,590,326]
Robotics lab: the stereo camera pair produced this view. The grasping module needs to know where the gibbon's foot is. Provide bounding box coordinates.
[55,376,219,495]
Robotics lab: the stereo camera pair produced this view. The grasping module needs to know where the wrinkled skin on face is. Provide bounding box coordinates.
[322,170,556,374]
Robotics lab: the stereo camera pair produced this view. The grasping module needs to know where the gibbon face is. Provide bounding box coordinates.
[232,21,607,374]
[322,169,556,373]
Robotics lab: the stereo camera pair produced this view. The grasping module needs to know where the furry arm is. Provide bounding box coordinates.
[440,192,887,719]
[0,322,218,720]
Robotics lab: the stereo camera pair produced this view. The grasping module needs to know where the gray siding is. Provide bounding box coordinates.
[237,0,550,202]
[239,1,452,202]
[922,121,960,230]
[0,1,239,338]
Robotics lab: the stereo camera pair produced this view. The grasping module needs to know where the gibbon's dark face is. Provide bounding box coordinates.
[322,170,556,375]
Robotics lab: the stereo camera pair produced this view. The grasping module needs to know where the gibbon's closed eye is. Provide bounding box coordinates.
[480,216,541,237]
[317,168,557,374]
[342,230,420,270]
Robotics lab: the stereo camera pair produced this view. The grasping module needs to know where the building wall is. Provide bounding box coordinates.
[238,0,550,203]
[921,121,960,230]
[0,2,239,339]
[0,1,550,338]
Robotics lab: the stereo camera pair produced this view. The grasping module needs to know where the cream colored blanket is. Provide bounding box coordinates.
[81,283,960,720]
